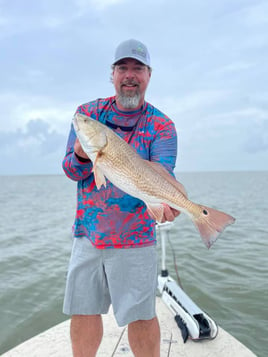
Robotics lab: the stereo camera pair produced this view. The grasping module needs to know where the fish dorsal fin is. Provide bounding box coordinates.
[146,161,188,198]
[92,152,107,189]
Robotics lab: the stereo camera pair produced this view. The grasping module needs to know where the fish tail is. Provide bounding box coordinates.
[193,205,235,248]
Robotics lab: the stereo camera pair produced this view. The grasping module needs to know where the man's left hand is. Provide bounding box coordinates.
[161,204,181,223]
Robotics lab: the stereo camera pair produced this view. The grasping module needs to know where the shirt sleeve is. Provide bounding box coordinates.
[62,122,93,181]
[150,119,178,175]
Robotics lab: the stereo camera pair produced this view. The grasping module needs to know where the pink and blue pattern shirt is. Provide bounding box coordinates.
[62,96,177,249]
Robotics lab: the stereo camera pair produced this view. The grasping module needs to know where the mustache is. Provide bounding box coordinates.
[121,80,139,86]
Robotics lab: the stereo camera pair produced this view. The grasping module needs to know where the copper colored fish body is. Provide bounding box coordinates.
[73,113,235,248]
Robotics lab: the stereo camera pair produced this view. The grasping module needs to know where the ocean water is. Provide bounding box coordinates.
[0,172,267,356]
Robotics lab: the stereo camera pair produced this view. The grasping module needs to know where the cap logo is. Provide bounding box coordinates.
[132,45,146,59]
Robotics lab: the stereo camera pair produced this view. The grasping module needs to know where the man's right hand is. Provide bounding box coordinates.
[74,139,89,159]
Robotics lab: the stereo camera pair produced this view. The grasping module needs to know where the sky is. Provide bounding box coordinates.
[1,0,267,175]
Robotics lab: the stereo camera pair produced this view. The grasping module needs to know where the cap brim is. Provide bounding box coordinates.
[113,55,149,66]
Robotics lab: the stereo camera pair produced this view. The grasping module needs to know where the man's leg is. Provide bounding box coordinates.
[70,314,103,357]
[128,316,160,357]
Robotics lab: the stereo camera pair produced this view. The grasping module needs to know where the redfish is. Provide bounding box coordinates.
[73,113,235,248]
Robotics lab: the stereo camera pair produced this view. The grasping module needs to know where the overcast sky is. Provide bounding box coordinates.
[1,0,267,175]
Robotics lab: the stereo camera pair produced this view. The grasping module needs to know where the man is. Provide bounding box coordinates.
[62,39,179,357]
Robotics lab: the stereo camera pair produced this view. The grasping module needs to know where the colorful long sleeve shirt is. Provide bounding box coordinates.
[62,96,177,249]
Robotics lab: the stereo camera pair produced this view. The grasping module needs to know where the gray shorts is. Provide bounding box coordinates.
[63,237,158,326]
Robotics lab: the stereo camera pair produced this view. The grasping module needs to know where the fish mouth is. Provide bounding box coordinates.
[72,115,80,132]
[73,113,87,132]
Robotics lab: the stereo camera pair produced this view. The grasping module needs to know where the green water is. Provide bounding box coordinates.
[0,172,267,356]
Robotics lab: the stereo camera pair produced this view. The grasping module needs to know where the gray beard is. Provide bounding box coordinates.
[117,92,141,109]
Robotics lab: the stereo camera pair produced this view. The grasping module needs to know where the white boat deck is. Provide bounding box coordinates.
[3,297,256,356]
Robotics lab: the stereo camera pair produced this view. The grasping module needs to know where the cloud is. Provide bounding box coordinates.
[0,119,67,175]
[0,91,75,133]
[241,1,268,27]
[74,0,125,12]
[209,61,256,77]
[244,114,268,153]
[157,89,231,116]
[0,0,267,173]
[0,118,64,153]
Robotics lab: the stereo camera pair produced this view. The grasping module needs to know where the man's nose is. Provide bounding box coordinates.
[125,68,135,79]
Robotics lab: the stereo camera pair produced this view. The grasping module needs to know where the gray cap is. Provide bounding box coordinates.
[113,39,151,67]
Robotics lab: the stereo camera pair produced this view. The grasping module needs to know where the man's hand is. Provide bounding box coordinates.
[161,203,181,223]
[74,138,89,159]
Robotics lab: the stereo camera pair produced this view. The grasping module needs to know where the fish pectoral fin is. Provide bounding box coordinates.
[93,167,107,189]
[147,161,188,198]
[146,204,165,222]
[92,152,107,189]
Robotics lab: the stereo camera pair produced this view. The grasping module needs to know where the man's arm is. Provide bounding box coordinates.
[62,124,93,181]
[150,119,180,222]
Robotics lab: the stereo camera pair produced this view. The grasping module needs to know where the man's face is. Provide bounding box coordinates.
[112,58,151,110]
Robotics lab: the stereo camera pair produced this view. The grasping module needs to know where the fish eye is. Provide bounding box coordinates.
[203,209,208,215]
